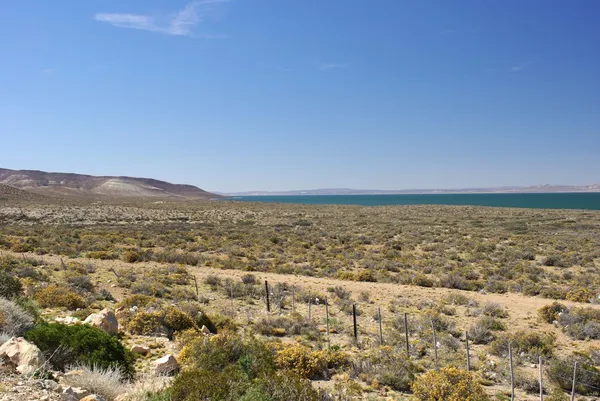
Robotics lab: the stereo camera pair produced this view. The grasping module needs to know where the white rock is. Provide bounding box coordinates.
[62,386,89,401]
[154,354,178,375]
[0,337,45,375]
[80,395,106,401]
[55,316,80,325]
[83,309,118,335]
[200,325,211,336]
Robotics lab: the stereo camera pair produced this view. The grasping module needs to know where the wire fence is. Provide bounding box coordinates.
[262,280,600,400]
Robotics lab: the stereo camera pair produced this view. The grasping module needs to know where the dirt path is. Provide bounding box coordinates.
[11,250,598,340]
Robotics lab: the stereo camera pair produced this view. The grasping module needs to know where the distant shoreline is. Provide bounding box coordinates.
[222,192,600,210]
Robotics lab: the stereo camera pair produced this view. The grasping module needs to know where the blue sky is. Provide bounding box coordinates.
[1,1,599,192]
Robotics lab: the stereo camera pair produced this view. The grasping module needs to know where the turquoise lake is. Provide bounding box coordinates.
[229,193,600,210]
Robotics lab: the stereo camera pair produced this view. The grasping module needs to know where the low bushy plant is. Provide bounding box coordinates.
[172,332,318,401]
[63,363,129,401]
[557,306,600,340]
[547,354,600,396]
[0,270,22,299]
[412,366,489,401]
[352,346,417,391]
[538,302,567,323]
[24,323,134,377]
[0,297,35,336]
[35,285,87,310]
[489,330,555,362]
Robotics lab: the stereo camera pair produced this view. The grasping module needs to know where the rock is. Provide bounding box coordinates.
[62,386,89,401]
[0,337,45,375]
[130,345,150,355]
[80,395,106,401]
[43,379,62,392]
[200,325,211,336]
[55,316,80,325]
[83,309,118,335]
[154,354,178,376]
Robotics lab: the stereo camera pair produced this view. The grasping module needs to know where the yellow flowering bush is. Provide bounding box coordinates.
[412,367,489,401]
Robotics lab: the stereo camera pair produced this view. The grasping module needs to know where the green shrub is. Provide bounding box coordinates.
[0,270,22,299]
[24,323,134,377]
[412,366,489,401]
[121,250,142,263]
[566,288,593,303]
[538,302,567,323]
[115,294,157,309]
[489,330,555,362]
[35,285,87,310]
[547,355,600,396]
[469,316,504,345]
[352,346,417,391]
[172,332,318,401]
[481,302,508,318]
[557,307,600,340]
[126,311,165,336]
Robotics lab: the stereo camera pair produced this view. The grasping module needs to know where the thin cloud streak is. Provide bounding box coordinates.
[317,62,348,71]
[509,61,531,72]
[94,0,229,37]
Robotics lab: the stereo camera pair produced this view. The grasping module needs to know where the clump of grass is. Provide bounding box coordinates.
[63,363,130,401]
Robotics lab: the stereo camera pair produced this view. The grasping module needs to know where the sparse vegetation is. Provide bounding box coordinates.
[1,197,600,399]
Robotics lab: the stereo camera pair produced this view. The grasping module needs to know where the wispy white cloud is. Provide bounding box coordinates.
[41,68,56,74]
[509,61,531,73]
[94,0,229,37]
[317,62,348,71]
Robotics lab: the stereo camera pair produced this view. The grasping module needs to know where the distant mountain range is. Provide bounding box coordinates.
[222,184,600,196]
[0,168,219,200]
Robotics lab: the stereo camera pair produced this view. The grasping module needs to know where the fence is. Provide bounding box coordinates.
[262,280,600,400]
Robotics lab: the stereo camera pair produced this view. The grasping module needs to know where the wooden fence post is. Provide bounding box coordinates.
[404,312,410,356]
[192,276,199,301]
[352,304,358,344]
[571,362,578,401]
[431,319,439,370]
[265,280,270,312]
[466,330,471,371]
[378,307,383,345]
[292,287,295,313]
[325,297,330,349]
[509,342,515,401]
[539,356,544,401]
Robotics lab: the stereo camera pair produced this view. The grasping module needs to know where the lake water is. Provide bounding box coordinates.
[229,193,600,210]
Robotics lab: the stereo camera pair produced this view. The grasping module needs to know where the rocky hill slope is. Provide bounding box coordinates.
[0,168,218,200]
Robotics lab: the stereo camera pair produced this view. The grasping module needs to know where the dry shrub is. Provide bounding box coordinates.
[412,366,489,401]
[35,285,87,310]
[63,364,129,401]
[0,297,35,336]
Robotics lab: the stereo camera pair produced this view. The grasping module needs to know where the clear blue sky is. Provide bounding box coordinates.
[1,1,599,192]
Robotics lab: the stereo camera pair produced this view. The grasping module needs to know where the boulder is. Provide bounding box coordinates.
[62,386,89,401]
[0,337,44,375]
[43,379,62,392]
[130,345,150,355]
[83,309,118,335]
[80,395,106,401]
[154,354,178,376]
[200,325,211,336]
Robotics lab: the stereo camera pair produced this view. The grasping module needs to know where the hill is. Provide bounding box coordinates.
[0,168,219,200]
[0,183,52,202]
